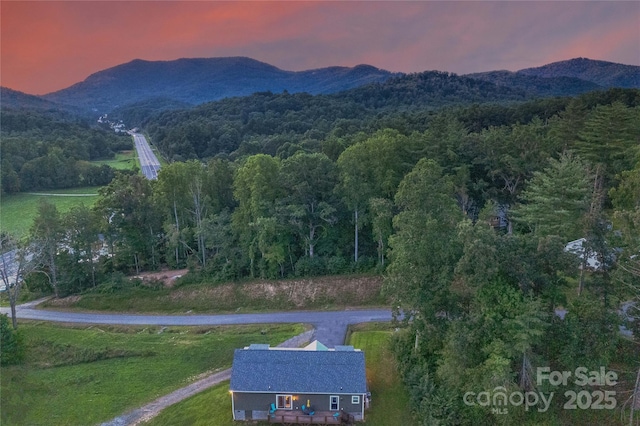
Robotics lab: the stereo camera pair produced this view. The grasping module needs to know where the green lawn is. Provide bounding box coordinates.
[0,321,304,426]
[0,187,101,236]
[145,323,416,426]
[144,383,235,426]
[350,325,416,426]
[1,150,138,236]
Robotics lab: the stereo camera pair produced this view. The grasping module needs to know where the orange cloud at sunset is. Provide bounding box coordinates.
[1,1,638,95]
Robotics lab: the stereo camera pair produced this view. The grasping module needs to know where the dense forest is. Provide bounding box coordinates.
[3,80,639,424]
[0,107,130,193]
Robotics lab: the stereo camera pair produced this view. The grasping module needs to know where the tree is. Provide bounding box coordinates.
[609,163,640,331]
[29,200,63,297]
[280,152,339,259]
[232,154,285,277]
[63,205,102,291]
[512,152,591,240]
[369,197,393,267]
[478,118,556,233]
[96,173,162,274]
[155,162,193,267]
[576,101,639,182]
[0,313,23,365]
[336,129,415,263]
[0,234,41,329]
[386,159,463,331]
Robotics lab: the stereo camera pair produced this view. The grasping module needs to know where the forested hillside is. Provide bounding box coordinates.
[519,57,640,88]
[41,57,398,112]
[0,107,131,193]
[140,70,536,161]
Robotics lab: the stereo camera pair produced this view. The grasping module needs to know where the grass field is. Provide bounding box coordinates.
[1,151,138,236]
[92,150,136,170]
[0,321,304,426]
[144,323,416,426]
[0,187,101,236]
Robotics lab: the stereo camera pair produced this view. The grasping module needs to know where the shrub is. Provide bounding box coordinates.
[294,256,326,277]
[326,256,349,274]
[0,314,24,365]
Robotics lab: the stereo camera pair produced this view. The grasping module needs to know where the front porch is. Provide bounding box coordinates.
[268,409,356,425]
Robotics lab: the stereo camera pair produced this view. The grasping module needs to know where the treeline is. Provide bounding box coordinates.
[23,91,638,289]
[128,70,541,162]
[0,107,130,193]
[138,82,638,167]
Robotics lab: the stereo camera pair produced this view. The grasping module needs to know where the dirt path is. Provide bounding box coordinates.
[100,330,314,426]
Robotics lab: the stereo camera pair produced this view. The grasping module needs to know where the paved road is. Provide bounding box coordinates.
[131,133,161,180]
[1,301,394,347]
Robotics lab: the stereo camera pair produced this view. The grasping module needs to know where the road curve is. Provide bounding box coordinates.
[1,302,394,347]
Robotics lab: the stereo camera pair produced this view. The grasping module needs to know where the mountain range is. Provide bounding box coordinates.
[2,57,639,114]
[40,57,399,113]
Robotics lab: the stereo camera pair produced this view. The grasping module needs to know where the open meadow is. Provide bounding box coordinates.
[1,151,137,236]
[0,321,304,425]
[0,188,101,236]
[92,150,137,170]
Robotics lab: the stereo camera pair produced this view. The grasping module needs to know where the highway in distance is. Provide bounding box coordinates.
[132,133,161,180]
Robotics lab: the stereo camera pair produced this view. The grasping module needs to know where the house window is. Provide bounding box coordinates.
[330,395,339,411]
[276,395,292,410]
[352,395,360,404]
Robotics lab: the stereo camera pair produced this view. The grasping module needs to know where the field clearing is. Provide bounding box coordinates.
[0,321,303,426]
[92,150,136,170]
[1,187,101,236]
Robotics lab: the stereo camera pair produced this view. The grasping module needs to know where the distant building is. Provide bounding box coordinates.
[564,238,602,270]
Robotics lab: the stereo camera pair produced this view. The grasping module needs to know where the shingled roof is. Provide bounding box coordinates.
[229,345,367,394]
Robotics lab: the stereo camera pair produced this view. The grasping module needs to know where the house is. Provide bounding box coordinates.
[229,341,369,424]
[564,238,602,270]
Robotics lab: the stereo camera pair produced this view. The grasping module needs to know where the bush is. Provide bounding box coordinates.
[294,256,326,277]
[351,256,375,273]
[326,256,349,274]
[0,314,23,365]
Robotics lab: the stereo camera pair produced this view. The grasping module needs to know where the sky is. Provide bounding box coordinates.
[1,1,639,95]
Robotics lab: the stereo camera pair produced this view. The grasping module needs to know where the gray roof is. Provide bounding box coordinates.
[230,347,367,394]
